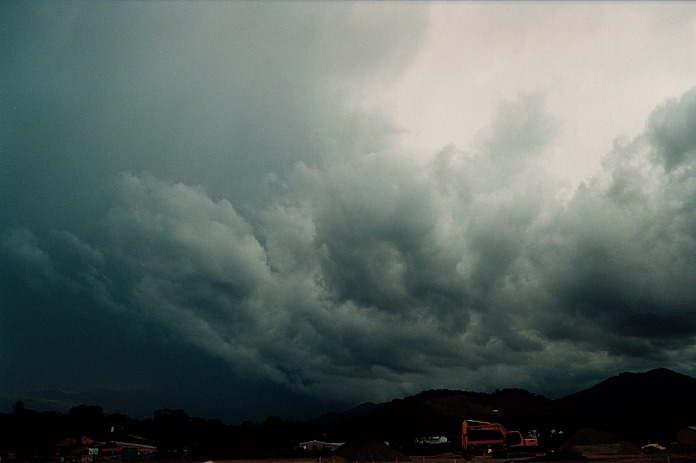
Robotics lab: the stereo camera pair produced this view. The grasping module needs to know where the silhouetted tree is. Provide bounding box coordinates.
[68,404,106,437]
[12,401,26,415]
[152,409,191,458]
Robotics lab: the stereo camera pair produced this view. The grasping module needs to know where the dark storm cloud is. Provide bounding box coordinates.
[1,1,427,233]
[0,0,429,417]
[523,91,696,366]
[647,90,696,171]
[6,87,696,407]
[2,1,696,420]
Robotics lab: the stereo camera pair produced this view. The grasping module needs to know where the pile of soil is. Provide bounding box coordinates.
[559,429,641,457]
[562,429,624,446]
[330,439,410,462]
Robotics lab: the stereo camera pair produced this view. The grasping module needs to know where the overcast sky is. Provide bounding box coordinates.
[2,1,696,423]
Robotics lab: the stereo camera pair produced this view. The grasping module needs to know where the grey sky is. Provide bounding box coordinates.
[2,1,696,423]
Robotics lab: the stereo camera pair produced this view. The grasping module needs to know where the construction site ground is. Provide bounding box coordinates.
[209,451,696,463]
[413,451,695,463]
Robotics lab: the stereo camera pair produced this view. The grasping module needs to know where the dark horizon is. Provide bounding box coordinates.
[3,366,695,462]
[3,367,691,426]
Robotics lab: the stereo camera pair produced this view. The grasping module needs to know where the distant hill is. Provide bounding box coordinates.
[553,367,696,443]
[309,401,380,426]
[311,368,696,449]
[312,388,553,453]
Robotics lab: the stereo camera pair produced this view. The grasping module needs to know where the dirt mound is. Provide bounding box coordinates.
[332,439,410,462]
[562,429,623,446]
[533,449,589,461]
[560,429,640,457]
[322,456,347,463]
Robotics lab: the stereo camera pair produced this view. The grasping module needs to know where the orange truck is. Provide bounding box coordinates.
[461,419,538,459]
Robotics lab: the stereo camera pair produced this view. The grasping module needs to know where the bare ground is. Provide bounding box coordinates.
[211,452,696,463]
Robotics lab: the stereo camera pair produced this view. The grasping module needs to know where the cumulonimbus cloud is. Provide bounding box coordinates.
[5,89,694,402]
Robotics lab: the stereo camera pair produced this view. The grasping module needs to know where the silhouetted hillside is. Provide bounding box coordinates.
[1,368,694,460]
[312,388,553,454]
[309,401,380,426]
[553,368,696,443]
[312,368,695,450]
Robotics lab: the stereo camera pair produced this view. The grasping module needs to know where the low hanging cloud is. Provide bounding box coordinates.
[4,88,695,404]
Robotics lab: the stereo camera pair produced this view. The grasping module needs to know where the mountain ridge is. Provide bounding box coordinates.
[312,367,696,447]
[2,367,694,460]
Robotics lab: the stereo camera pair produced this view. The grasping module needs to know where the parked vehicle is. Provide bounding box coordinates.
[461,419,538,460]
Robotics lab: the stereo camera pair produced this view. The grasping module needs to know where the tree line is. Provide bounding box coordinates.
[0,401,319,461]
